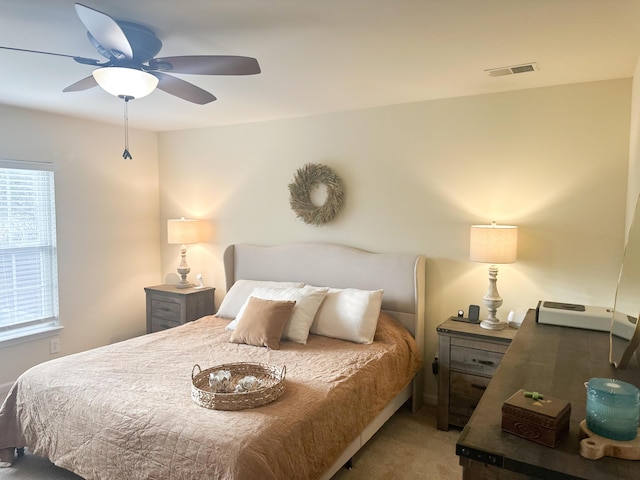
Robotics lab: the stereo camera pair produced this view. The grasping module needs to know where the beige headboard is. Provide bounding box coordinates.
[223,243,425,347]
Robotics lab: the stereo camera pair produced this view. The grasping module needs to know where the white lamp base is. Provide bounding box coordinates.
[481,318,506,330]
[176,280,194,289]
[480,265,506,330]
[176,245,193,289]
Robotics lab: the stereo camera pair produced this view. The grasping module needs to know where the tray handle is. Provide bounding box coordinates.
[192,364,202,380]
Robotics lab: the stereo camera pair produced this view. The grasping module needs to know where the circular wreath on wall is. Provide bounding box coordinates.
[288,163,345,226]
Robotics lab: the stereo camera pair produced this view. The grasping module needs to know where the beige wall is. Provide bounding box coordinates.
[0,105,161,396]
[0,79,630,404]
[159,79,631,402]
[0,79,631,404]
[628,59,640,233]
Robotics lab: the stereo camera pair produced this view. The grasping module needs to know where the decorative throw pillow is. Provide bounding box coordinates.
[309,288,383,344]
[226,286,329,344]
[215,279,304,319]
[229,297,296,349]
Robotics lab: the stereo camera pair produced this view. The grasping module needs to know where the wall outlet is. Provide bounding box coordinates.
[49,338,60,355]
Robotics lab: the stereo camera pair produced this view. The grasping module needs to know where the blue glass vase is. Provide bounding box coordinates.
[586,378,639,441]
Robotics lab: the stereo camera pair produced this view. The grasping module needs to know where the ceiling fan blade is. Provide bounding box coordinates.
[0,45,101,65]
[75,3,133,60]
[154,72,216,104]
[149,56,261,75]
[63,75,98,92]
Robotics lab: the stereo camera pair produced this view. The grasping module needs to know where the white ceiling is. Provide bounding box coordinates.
[1,0,640,132]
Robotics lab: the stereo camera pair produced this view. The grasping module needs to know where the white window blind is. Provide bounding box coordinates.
[0,160,59,340]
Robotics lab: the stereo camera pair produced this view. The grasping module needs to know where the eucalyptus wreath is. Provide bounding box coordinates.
[288,163,345,226]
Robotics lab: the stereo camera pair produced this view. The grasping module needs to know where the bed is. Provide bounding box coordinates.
[0,242,426,479]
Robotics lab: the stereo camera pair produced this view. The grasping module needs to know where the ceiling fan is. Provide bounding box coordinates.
[0,2,261,105]
[0,3,261,159]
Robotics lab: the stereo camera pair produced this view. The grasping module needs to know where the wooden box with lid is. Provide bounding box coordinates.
[501,388,571,448]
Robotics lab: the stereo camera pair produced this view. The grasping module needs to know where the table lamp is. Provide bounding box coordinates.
[470,222,518,330]
[167,217,201,289]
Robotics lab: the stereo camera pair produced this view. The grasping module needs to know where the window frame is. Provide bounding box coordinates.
[0,159,62,347]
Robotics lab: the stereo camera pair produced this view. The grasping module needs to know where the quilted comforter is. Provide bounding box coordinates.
[0,312,421,480]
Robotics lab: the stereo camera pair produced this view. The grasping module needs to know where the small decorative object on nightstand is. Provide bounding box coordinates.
[145,284,215,333]
[436,316,517,430]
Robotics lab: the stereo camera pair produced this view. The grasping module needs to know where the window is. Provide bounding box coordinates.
[0,160,59,343]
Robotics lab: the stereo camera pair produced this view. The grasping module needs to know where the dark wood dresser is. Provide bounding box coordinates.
[456,309,640,479]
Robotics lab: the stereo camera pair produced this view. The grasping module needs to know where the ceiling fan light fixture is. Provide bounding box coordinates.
[92,66,158,99]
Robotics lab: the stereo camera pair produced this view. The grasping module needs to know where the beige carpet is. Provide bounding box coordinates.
[332,404,462,480]
[0,404,462,479]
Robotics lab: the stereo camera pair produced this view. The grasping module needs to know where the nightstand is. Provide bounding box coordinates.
[436,317,517,431]
[144,284,216,333]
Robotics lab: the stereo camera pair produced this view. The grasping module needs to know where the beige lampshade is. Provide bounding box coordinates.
[470,222,518,264]
[167,218,201,245]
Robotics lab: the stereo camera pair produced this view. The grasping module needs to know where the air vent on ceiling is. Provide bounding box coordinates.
[485,62,538,77]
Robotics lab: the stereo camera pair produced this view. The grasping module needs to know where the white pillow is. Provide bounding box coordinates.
[226,286,329,344]
[216,280,304,319]
[309,288,383,344]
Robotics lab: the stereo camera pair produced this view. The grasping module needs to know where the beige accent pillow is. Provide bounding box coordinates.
[226,286,329,344]
[229,297,296,349]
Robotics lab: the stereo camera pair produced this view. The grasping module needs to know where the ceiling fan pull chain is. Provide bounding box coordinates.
[122,95,133,160]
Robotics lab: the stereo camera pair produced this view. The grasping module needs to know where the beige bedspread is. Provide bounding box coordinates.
[0,312,421,480]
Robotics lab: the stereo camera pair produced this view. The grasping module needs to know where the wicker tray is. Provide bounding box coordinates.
[191,362,286,411]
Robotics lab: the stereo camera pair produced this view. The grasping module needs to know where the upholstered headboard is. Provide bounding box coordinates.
[223,242,425,346]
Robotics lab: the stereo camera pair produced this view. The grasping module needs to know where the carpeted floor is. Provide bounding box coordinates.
[332,404,462,480]
[0,404,462,479]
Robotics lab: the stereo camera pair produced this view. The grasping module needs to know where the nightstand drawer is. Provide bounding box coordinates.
[151,299,181,321]
[150,316,181,333]
[449,398,479,422]
[451,371,491,398]
[450,345,503,376]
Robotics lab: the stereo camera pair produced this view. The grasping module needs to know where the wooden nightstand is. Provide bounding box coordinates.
[436,317,517,431]
[144,284,216,333]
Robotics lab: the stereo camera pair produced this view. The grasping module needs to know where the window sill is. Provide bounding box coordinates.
[0,326,64,348]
